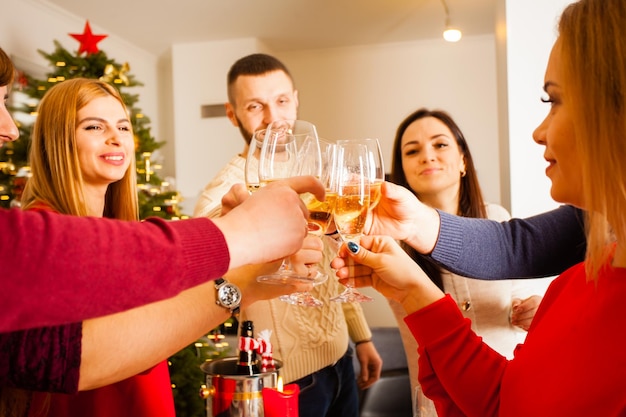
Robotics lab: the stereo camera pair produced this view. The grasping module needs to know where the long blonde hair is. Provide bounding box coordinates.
[558,0,626,278]
[21,78,138,220]
[9,79,138,417]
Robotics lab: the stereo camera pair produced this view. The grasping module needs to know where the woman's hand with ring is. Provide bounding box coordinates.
[288,235,323,277]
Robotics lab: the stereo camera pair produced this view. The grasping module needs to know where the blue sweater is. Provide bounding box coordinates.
[431,205,586,279]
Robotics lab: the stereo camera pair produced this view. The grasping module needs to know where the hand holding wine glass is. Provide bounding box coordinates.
[256,120,328,297]
[280,139,338,307]
[330,141,373,303]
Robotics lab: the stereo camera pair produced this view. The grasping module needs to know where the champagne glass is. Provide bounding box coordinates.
[338,138,385,211]
[244,129,264,193]
[279,139,338,307]
[330,141,373,303]
[256,120,329,297]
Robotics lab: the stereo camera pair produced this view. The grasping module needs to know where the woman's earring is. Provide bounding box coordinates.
[461,169,466,177]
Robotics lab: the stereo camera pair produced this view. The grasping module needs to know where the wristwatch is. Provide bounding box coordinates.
[214,277,242,317]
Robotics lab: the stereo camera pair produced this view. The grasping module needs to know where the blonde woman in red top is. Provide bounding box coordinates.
[21,78,174,417]
[333,0,626,414]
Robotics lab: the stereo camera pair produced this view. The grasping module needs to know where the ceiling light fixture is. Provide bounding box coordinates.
[441,0,462,42]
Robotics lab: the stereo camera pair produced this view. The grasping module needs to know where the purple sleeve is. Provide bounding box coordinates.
[0,209,230,332]
[0,323,82,393]
[431,205,586,279]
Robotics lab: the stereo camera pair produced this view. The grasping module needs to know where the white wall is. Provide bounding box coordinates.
[279,35,500,204]
[497,0,574,217]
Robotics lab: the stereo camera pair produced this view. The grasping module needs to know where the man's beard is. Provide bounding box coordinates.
[234,116,254,145]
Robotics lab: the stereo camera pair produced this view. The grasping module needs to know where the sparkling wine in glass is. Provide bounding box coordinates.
[338,138,385,211]
[330,141,373,303]
[301,140,338,235]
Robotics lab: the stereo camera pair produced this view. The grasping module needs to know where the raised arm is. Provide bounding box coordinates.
[1,210,228,332]
[1,176,322,332]
[1,261,311,393]
[432,205,586,279]
[368,182,586,280]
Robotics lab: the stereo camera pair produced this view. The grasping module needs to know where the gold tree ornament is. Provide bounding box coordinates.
[99,62,130,86]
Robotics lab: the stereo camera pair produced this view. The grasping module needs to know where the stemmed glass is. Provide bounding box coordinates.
[330,141,373,303]
[337,138,385,211]
[244,129,265,193]
[278,139,338,307]
[256,120,330,307]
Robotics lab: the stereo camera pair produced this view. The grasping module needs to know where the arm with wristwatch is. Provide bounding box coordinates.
[3,259,315,393]
[77,258,315,390]
[2,179,322,393]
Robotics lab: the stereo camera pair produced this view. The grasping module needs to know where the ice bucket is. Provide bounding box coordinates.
[200,356,282,417]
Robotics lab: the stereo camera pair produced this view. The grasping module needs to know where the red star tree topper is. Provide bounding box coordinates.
[70,21,108,55]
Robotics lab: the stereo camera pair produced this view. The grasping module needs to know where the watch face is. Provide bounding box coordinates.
[218,284,241,307]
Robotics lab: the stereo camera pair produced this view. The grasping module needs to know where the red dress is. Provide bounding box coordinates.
[30,361,175,417]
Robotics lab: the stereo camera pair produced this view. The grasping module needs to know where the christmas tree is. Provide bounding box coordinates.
[2,21,239,417]
[3,21,184,220]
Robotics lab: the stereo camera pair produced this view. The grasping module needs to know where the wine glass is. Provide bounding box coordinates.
[279,139,338,307]
[244,129,264,193]
[337,138,385,211]
[330,141,373,303]
[256,120,328,297]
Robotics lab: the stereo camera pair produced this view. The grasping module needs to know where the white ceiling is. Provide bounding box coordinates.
[38,0,496,56]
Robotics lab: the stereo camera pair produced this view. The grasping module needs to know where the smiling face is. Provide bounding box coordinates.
[400,116,466,205]
[225,70,298,143]
[532,39,582,207]
[75,95,134,193]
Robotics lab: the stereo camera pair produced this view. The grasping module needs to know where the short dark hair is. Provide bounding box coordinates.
[227,53,293,104]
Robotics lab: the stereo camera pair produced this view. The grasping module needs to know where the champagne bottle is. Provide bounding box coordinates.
[236,320,260,375]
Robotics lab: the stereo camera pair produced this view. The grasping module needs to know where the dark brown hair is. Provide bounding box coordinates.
[226,53,294,105]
